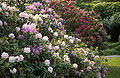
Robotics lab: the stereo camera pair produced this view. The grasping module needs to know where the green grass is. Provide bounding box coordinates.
[102,57,120,78]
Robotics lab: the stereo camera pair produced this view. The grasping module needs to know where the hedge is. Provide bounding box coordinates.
[77,2,120,19]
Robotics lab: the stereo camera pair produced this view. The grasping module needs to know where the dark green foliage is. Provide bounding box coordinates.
[99,42,120,55]
[103,12,120,42]
[94,2,120,19]
[99,0,120,2]
[100,48,118,55]
[76,2,120,19]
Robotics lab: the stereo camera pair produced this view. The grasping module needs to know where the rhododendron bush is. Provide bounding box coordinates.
[52,0,108,47]
[0,0,106,78]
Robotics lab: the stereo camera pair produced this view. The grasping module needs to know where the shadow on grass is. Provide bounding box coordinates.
[106,66,120,78]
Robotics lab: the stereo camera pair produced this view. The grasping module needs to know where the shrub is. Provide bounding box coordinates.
[52,0,108,47]
[76,2,120,19]
[93,2,120,19]
[0,0,106,78]
[100,48,118,55]
[102,12,120,42]
[99,42,120,55]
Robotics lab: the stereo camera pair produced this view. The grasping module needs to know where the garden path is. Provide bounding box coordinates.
[106,55,120,57]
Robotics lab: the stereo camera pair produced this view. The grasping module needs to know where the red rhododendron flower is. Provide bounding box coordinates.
[61,3,64,5]
[71,5,74,8]
[75,21,78,23]
[82,20,86,22]
[82,32,85,34]
[67,5,69,7]
[65,5,68,7]
[76,29,79,31]
[81,24,86,27]
[89,41,91,44]
[73,9,76,11]
[85,28,87,30]
[88,31,90,34]
[51,6,54,9]
[93,26,96,28]
[62,8,65,10]
[84,41,87,43]
[85,21,89,24]
[79,33,82,36]
[80,19,82,22]
[52,1,56,4]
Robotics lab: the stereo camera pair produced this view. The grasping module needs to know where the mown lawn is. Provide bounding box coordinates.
[102,57,120,78]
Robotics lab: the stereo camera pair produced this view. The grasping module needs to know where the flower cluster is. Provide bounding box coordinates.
[52,0,108,47]
[0,0,106,78]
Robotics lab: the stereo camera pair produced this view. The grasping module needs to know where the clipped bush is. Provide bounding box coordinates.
[103,12,120,42]
[52,0,108,47]
[99,42,120,55]
[76,2,120,19]
[100,48,118,55]
[0,0,106,78]
[93,2,120,19]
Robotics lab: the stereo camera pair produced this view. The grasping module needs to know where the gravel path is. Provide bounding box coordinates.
[106,55,120,57]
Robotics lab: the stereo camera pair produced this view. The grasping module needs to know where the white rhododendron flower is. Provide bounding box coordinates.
[48,43,52,50]
[10,68,17,74]
[19,12,29,18]
[30,23,36,29]
[24,47,31,53]
[57,40,61,44]
[9,56,16,63]
[8,33,15,39]
[15,27,20,32]
[1,3,7,10]
[84,58,89,62]
[94,55,99,59]
[54,46,59,50]
[53,53,59,57]
[15,55,24,62]
[28,14,33,18]
[4,21,7,26]
[73,63,78,69]
[22,23,30,29]
[38,17,43,22]
[69,39,74,43]
[63,55,70,63]
[69,36,72,39]
[1,52,9,59]
[8,6,17,11]
[63,55,68,59]
[19,55,24,61]
[61,41,65,46]
[0,7,2,12]
[48,67,53,73]
[5,12,9,16]
[91,54,95,57]
[15,56,19,62]
[64,35,69,39]
[0,20,3,26]
[36,33,42,39]
[53,32,58,37]
[42,14,48,18]
[76,38,81,42]
[48,27,52,31]
[58,22,62,26]
[42,36,49,41]
[65,57,70,63]
[44,59,50,66]
[33,15,39,20]
[89,61,95,66]
[83,51,88,56]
